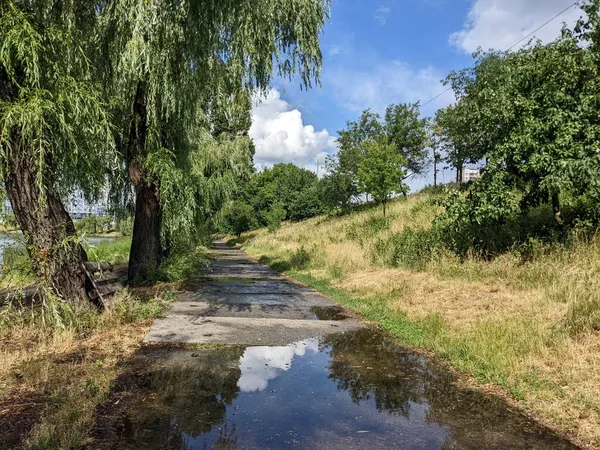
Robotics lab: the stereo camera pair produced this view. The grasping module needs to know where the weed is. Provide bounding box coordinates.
[289,246,311,269]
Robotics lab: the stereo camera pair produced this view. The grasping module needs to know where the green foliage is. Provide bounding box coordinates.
[357,140,407,216]
[247,163,323,223]
[0,1,115,202]
[86,237,131,265]
[346,215,389,245]
[1,212,17,229]
[157,247,210,282]
[75,217,114,235]
[373,227,442,270]
[318,160,356,214]
[431,2,600,253]
[115,215,134,236]
[101,0,331,268]
[265,202,286,233]
[222,201,256,237]
[289,246,311,269]
[334,102,429,200]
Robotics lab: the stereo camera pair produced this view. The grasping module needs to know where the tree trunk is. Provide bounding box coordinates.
[552,193,563,226]
[1,67,89,303]
[382,200,387,217]
[433,153,438,187]
[456,165,463,184]
[126,81,163,283]
[4,135,89,303]
[128,182,161,283]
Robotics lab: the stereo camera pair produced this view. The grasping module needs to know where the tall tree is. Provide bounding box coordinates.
[336,103,428,196]
[0,1,114,302]
[357,140,407,217]
[439,0,600,245]
[100,0,330,283]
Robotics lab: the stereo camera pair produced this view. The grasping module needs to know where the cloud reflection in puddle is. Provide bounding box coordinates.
[237,338,320,392]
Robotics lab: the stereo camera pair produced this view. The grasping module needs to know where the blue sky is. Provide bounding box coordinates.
[249,0,583,190]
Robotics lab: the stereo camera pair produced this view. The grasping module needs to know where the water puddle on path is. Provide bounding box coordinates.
[98,328,578,449]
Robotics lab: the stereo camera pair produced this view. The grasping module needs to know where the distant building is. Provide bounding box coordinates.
[462,168,482,183]
[67,190,109,219]
[0,189,108,221]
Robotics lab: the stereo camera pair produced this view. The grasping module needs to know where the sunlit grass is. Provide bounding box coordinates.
[235,193,600,447]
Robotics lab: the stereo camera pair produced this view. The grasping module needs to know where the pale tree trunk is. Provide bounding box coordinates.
[552,193,563,226]
[126,82,163,283]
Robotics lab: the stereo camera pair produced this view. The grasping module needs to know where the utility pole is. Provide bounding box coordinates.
[433,149,438,187]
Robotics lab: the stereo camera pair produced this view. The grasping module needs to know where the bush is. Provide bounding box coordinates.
[289,246,311,269]
[222,201,256,237]
[372,227,442,270]
[265,202,286,233]
[158,247,210,281]
[86,237,131,264]
[116,216,134,236]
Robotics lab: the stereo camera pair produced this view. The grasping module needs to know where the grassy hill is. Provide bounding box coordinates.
[234,190,600,448]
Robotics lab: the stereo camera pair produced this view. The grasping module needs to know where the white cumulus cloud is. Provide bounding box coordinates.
[451,0,583,53]
[249,89,337,170]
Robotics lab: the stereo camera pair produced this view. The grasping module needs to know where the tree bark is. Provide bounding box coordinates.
[3,135,90,303]
[552,193,563,226]
[128,182,161,282]
[126,81,163,283]
[1,68,89,303]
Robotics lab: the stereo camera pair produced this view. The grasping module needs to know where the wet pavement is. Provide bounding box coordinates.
[102,241,580,449]
[143,241,362,346]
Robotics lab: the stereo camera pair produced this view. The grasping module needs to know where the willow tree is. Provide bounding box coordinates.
[100,0,330,282]
[0,1,114,302]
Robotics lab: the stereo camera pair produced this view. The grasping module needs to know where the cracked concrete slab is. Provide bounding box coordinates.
[144,240,364,346]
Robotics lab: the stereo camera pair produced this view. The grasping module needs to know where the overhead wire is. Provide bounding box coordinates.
[372,1,581,112]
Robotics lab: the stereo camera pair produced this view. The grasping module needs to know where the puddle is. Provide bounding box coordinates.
[97,328,578,449]
[310,306,349,320]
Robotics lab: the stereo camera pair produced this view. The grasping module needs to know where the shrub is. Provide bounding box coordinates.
[222,201,256,237]
[373,227,442,270]
[289,246,311,269]
[265,202,286,233]
[116,216,134,236]
[75,216,114,235]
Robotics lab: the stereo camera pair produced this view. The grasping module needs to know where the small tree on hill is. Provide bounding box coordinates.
[357,141,407,217]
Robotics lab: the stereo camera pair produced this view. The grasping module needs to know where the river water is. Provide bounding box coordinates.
[0,233,116,266]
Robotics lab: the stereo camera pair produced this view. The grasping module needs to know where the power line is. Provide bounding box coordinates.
[505,1,579,51]
[374,1,581,112]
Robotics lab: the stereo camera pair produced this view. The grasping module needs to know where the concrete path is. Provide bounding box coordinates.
[144,241,363,346]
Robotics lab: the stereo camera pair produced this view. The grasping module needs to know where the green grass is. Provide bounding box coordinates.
[86,236,131,265]
[282,271,539,396]
[236,193,600,446]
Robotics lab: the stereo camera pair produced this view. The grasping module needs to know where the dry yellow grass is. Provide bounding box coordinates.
[239,193,600,448]
[0,289,171,449]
